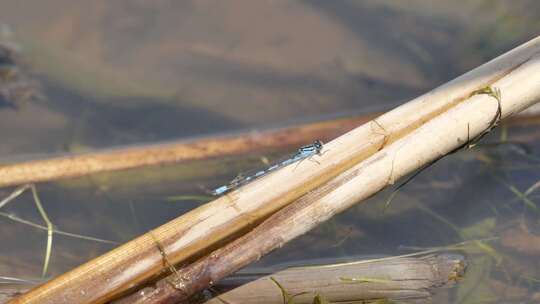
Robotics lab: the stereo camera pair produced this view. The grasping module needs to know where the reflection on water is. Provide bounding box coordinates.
[0,1,539,303]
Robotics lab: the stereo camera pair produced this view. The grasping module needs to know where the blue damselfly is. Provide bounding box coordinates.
[212,140,324,196]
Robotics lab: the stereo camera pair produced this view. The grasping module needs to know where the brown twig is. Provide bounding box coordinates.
[0,115,375,188]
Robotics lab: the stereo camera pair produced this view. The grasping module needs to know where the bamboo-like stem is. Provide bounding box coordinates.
[9,37,540,304]
[0,115,374,188]
[203,254,465,304]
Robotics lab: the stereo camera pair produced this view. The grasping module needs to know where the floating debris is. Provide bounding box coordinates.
[0,28,41,109]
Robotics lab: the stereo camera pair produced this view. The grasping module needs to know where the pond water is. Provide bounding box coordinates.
[0,1,539,303]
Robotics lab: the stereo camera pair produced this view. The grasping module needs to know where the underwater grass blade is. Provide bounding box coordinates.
[30,185,53,278]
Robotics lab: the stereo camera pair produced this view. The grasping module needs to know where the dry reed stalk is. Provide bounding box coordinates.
[0,254,465,304]
[9,36,540,304]
[0,114,374,188]
[202,254,465,304]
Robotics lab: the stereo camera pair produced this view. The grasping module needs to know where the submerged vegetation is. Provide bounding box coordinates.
[0,42,39,109]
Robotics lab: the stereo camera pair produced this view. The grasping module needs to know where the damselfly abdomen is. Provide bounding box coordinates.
[212,140,324,196]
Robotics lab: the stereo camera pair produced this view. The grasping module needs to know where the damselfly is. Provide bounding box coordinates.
[212,140,324,196]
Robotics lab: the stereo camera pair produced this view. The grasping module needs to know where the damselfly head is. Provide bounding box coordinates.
[314,140,324,153]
